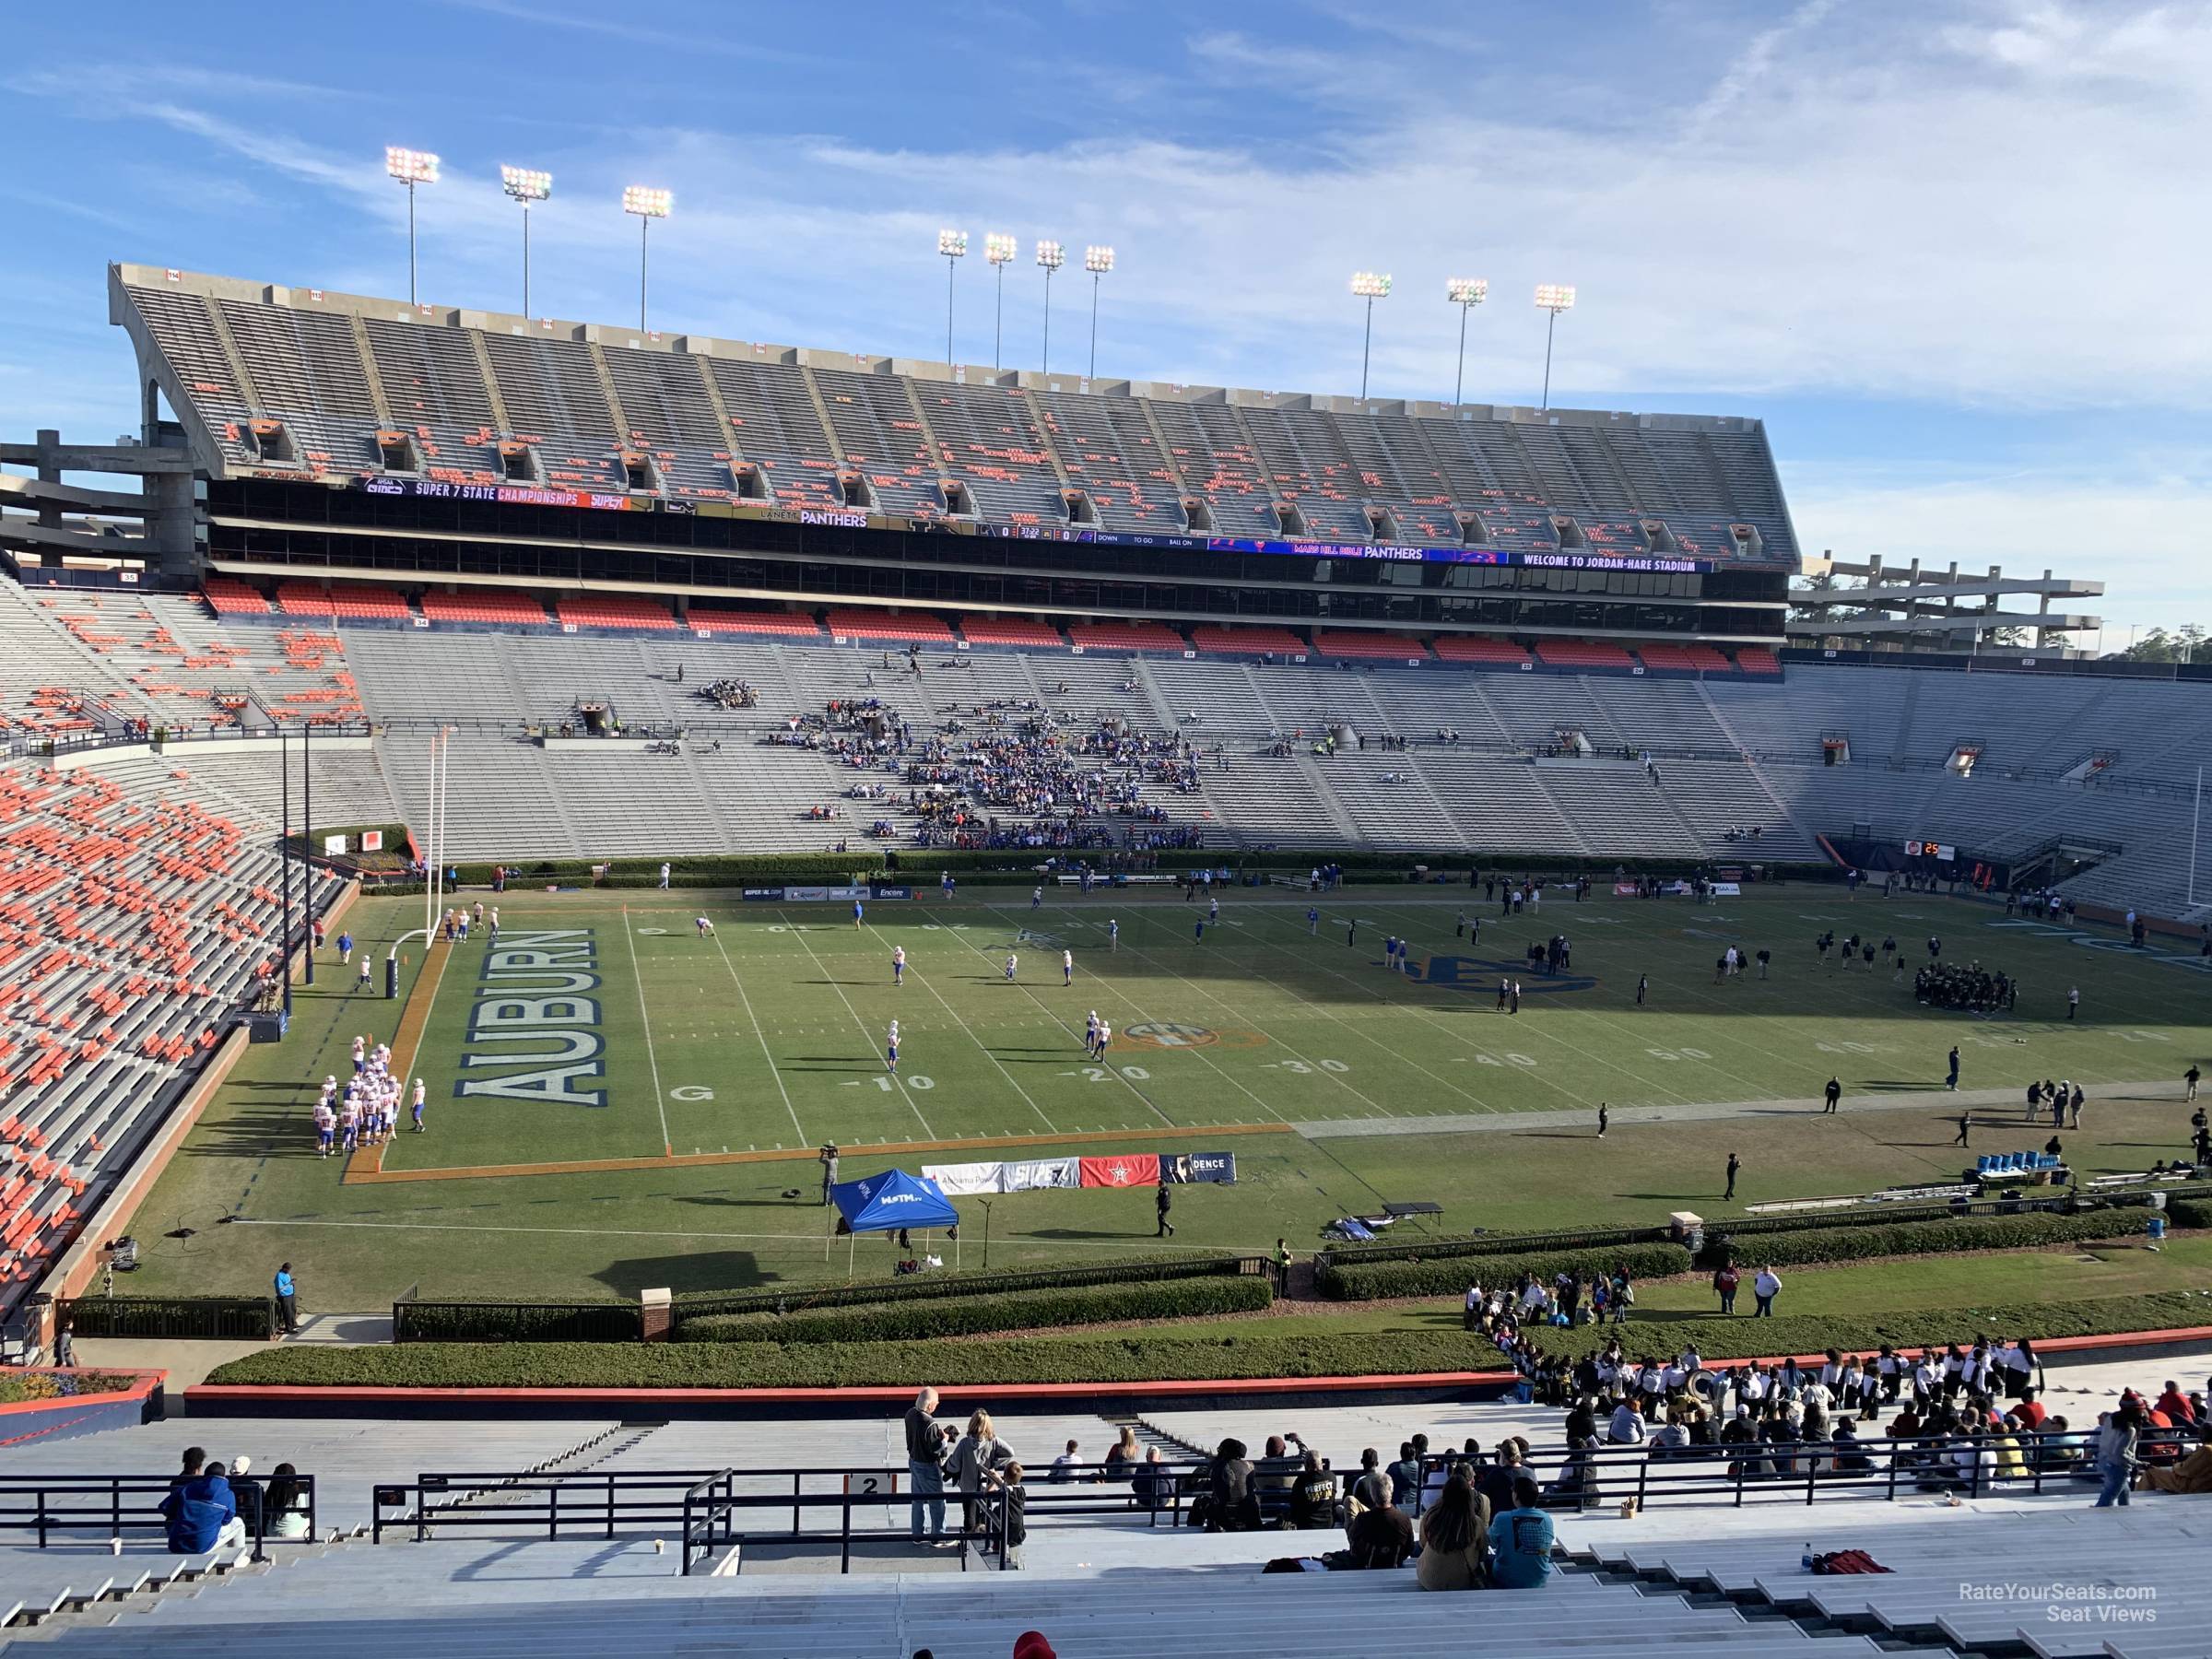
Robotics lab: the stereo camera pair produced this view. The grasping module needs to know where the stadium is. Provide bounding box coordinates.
[0,106,2209,1659]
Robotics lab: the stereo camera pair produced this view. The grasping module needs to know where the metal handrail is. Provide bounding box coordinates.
[0,1473,317,1563]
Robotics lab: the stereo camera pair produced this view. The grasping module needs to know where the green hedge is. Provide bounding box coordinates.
[2166,1198,2212,1230]
[680,1274,1270,1344]
[674,1253,1257,1320]
[207,1331,1498,1389]
[1317,1242,1691,1302]
[202,1288,2212,1391]
[1701,1210,2153,1271]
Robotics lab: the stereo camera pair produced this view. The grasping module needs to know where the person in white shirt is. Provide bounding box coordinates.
[1912,1354,1943,1405]
[1752,1266,1782,1316]
[1063,948,1075,986]
[1005,953,1018,982]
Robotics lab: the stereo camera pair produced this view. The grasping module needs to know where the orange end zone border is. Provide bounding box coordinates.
[343,929,1293,1184]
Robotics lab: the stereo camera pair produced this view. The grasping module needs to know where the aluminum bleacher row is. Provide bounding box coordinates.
[115,268,1795,561]
[5,566,2207,907]
[1,1406,2200,1655]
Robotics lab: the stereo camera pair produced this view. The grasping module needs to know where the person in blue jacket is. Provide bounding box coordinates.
[160,1448,245,1554]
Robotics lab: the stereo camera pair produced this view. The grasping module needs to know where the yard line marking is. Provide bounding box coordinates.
[778,910,934,1137]
[860,922,1063,1132]
[1171,912,1514,1115]
[918,920,1177,1130]
[620,904,676,1157]
[1321,903,1691,1110]
[1000,904,1392,1122]
[706,924,806,1146]
[958,906,1282,1127]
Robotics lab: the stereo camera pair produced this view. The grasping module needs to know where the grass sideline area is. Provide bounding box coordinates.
[115,885,2212,1308]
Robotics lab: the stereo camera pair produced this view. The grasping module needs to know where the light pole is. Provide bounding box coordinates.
[1036,241,1065,372]
[384,147,440,305]
[1534,284,1576,410]
[985,233,1016,370]
[936,229,967,363]
[1083,245,1114,380]
[623,185,672,333]
[1446,276,1488,406]
[501,167,551,316]
[1350,272,1392,400]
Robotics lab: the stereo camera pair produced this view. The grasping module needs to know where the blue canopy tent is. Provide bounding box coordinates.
[827,1169,960,1275]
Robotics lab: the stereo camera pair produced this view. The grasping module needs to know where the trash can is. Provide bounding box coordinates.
[2148,1215,2168,1242]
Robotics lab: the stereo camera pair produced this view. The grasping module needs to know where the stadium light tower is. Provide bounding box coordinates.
[1534,283,1577,410]
[985,233,1017,370]
[1036,240,1065,372]
[501,167,552,317]
[1446,277,1488,406]
[936,229,967,364]
[623,185,672,333]
[384,147,440,305]
[1350,272,1392,400]
[1084,245,1114,380]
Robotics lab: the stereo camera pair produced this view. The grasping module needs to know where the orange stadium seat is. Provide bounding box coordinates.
[1432,636,1532,668]
[1067,620,1184,653]
[1312,630,1432,661]
[957,618,1066,649]
[824,608,956,644]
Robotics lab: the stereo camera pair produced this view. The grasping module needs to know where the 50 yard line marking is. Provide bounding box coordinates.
[619,903,675,1157]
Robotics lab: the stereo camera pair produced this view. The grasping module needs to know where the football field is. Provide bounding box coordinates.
[118,883,2212,1307]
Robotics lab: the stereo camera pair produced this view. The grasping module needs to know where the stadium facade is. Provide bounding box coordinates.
[76,264,1795,649]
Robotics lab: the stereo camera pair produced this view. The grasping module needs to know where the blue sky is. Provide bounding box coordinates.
[3,0,2206,637]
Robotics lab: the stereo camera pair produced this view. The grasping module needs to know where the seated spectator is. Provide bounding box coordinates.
[1131,1446,1169,1512]
[1488,1477,1557,1590]
[1200,1438,1258,1533]
[1347,1448,1386,1513]
[1286,1450,1339,1530]
[1102,1425,1139,1479]
[226,1453,262,1538]
[1830,1419,1873,1474]
[1050,1440,1080,1483]
[159,1447,244,1555]
[1415,1468,1490,1591]
[264,1464,311,1541]
[2155,1382,2197,1426]
[1474,1442,1522,1516]
[1342,1473,1413,1568]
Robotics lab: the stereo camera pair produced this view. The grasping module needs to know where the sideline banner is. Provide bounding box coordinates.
[1006,1158,1079,1191]
[923,1161,1006,1195]
[1162,1152,1237,1184]
[1078,1154,1160,1188]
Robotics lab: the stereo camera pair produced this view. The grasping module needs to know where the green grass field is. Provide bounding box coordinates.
[119,884,2212,1310]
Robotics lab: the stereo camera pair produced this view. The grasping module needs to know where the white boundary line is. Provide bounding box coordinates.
[777,910,935,1137]
[619,903,676,1156]
[918,917,1183,1129]
[859,920,1063,1132]
[704,924,805,1146]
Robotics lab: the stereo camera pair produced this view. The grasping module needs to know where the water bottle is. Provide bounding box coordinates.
[1801,1544,1815,1572]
